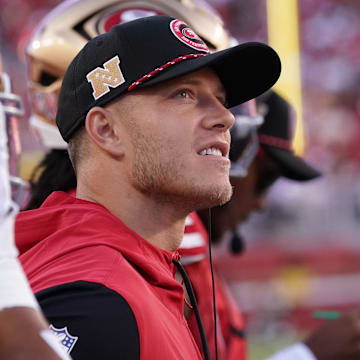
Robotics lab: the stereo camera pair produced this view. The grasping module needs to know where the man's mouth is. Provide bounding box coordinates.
[199,147,223,156]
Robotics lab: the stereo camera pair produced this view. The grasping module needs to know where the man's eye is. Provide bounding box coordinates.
[176,89,192,99]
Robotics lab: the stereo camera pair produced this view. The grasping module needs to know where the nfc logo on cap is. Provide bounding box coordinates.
[86,55,125,100]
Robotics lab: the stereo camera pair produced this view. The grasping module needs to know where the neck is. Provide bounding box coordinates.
[77,177,187,252]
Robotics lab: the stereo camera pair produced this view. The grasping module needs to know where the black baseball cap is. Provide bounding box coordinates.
[56,15,281,142]
[257,91,321,181]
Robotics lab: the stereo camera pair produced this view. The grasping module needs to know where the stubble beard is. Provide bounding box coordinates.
[130,134,232,212]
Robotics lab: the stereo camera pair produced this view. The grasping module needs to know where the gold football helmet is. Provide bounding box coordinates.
[26,0,230,148]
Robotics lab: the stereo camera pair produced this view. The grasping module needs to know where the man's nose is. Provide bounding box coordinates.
[202,100,235,131]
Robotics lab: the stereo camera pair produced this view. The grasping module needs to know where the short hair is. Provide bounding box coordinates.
[67,127,87,174]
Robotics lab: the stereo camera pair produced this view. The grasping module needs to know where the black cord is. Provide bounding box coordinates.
[207,208,218,360]
[172,259,211,360]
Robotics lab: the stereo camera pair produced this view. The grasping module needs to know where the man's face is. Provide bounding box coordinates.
[110,68,235,211]
[224,154,280,227]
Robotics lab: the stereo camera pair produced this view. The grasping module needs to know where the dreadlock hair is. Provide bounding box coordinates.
[25,149,77,210]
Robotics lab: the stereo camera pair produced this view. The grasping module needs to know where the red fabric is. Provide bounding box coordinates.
[181,213,247,360]
[259,134,292,151]
[178,212,208,260]
[16,191,202,360]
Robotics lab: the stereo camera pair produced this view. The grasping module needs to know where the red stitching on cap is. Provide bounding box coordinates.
[259,134,293,151]
[128,54,206,91]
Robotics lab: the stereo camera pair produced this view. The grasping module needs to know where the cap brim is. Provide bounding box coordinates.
[263,145,322,181]
[138,42,281,108]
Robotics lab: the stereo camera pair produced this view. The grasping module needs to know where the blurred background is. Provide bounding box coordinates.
[1,0,360,358]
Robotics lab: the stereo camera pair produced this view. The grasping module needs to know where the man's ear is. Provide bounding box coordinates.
[85,106,125,157]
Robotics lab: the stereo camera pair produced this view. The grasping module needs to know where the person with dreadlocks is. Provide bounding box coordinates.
[180,90,360,360]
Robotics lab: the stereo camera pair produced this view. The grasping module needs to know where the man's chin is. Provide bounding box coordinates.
[143,180,233,212]
[191,184,233,211]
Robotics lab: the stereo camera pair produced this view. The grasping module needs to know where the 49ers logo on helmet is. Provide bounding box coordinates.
[170,19,209,53]
[97,8,165,34]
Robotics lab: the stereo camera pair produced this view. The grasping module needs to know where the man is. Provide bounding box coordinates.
[20,1,258,358]
[0,60,69,360]
[181,90,360,360]
[25,0,230,209]
[20,2,360,359]
[21,1,254,358]
[16,15,281,359]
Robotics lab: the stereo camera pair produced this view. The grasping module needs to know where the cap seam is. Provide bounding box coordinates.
[128,53,207,91]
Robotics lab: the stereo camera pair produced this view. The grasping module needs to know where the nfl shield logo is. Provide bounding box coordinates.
[49,324,78,354]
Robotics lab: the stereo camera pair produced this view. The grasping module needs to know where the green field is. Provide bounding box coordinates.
[248,332,304,360]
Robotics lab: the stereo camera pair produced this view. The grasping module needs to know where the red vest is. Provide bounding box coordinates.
[16,192,202,360]
[180,212,247,360]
